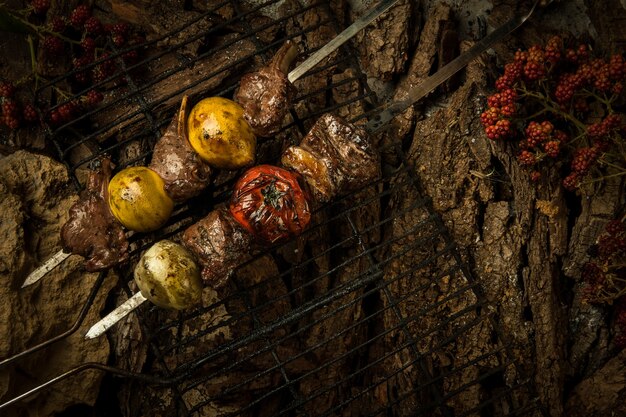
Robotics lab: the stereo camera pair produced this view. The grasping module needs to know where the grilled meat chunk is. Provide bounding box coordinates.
[234,41,299,137]
[281,113,381,202]
[61,159,129,271]
[181,207,253,288]
[149,96,212,202]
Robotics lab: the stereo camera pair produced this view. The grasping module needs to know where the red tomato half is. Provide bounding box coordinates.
[229,165,311,244]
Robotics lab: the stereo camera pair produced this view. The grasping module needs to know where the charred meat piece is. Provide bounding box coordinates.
[61,159,129,271]
[234,41,299,137]
[181,207,253,288]
[281,113,381,202]
[149,96,212,202]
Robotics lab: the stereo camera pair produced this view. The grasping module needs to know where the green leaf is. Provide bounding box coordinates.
[0,8,29,33]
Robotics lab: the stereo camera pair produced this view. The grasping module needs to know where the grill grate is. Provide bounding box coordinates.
[1,1,547,416]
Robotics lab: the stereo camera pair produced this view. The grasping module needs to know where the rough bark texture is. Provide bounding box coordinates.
[0,151,118,416]
[565,348,626,416]
[3,1,626,416]
[351,0,415,81]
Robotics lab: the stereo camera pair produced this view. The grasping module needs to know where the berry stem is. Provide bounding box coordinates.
[580,170,626,185]
[525,108,551,120]
[581,88,614,112]
[519,86,587,133]
[26,35,38,88]
[598,158,626,171]
[5,8,78,44]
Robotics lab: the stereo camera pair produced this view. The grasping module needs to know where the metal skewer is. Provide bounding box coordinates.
[20,0,402,290]
[21,250,71,288]
[85,0,553,340]
[84,292,147,339]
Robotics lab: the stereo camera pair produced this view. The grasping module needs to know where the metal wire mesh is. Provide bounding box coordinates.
[1,1,547,416]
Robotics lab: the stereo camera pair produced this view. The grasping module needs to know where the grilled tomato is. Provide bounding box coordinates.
[229,165,311,244]
[134,240,202,310]
[187,97,256,170]
[108,166,174,232]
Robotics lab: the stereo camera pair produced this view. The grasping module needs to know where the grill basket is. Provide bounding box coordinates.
[0,1,547,416]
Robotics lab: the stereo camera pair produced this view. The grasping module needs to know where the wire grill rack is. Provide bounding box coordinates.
[1,1,547,415]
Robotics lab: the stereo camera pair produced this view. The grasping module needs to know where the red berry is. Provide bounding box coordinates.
[0,81,16,98]
[122,49,138,64]
[480,107,500,128]
[81,37,96,55]
[72,55,92,84]
[31,0,50,15]
[484,125,498,140]
[110,23,130,36]
[91,67,106,84]
[494,119,512,139]
[598,235,626,260]
[563,172,581,191]
[70,5,90,28]
[86,89,104,106]
[530,171,541,182]
[97,54,117,76]
[606,220,625,236]
[544,141,560,158]
[2,99,20,117]
[574,98,590,113]
[500,104,516,117]
[577,44,590,61]
[514,50,528,63]
[545,36,562,64]
[2,99,21,129]
[527,45,545,63]
[57,102,76,122]
[84,17,102,35]
[4,115,20,129]
[518,150,537,166]
[587,121,607,138]
[50,16,66,33]
[609,54,624,79]
[603,114,622,130]
[582,262,605,288]
[554,130,569,143]
[612,82,623,96]
[112,34,126,47]
[487,93,501,108]
[525,120,552,147]
[42,35,64,57]
[22,103,39,122]
[48,109,61,125]
[524,61,546,81]
[495,74,514,91]
[594,74,612,92]
[571,147,598,174]
[577,63,594,83]
[565,48,578,63]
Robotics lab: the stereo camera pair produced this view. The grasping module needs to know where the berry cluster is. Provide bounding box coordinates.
[581,218,626,306]
[0,81,40,129]
[481,35,626,190]
[2,2,141,131]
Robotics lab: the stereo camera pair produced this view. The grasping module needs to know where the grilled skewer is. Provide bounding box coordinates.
[87,113,380,339]
[21,0,402,288]
[85,0,555,339]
